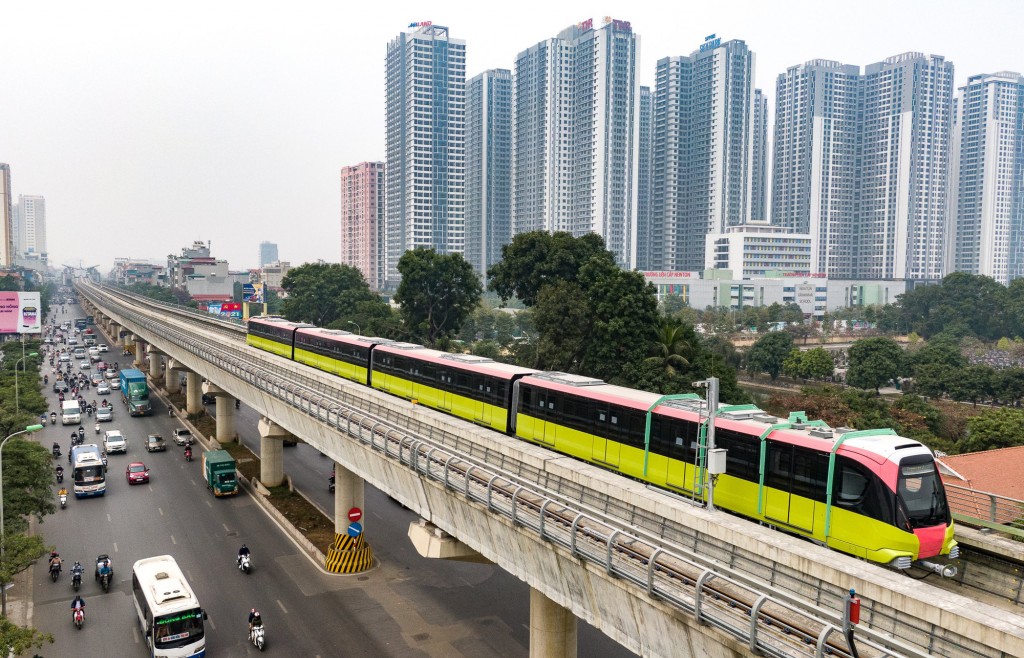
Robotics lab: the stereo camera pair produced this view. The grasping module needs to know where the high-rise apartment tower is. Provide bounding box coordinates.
[340,162,386,290]
[385,23,466,289]
[512,18,639,268]
[466,69,512,278]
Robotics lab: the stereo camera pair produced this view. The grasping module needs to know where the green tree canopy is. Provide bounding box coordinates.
[395,248,482,346]
[846,337,904,393]
[783,347,835,381]
[486,231,614,306]
[962,408,1024,453]
[1,438,56,534]
[281,262,386,328]
[746,331,794,380]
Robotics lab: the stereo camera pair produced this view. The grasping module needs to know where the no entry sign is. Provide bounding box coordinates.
[348,507,362,522]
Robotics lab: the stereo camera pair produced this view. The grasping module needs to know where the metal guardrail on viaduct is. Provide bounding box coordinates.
[78,282,1024,658]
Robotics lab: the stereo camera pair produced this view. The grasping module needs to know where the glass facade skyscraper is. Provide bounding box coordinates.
[385,24,466,289]
[465,69,512,279]
[258,241,278,268]
[636,86,654,270]
[751,89,769,222]
[948,72,1024,284]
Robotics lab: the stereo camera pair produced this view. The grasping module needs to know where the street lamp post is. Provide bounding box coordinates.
[347,321,361,336]
[15,351,39,413]
[0,424,44,616]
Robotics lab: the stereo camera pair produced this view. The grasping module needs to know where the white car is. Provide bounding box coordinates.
[104,430,127,454]
[95,406,113,422]
[59,354,71,363]
[67,337,78,346]
[96,382,111,395]
[79,361,91,370]
[98,344,109,353]
[88,347,100,356]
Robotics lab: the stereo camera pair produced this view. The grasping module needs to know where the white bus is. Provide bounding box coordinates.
[71,444,105,497]
[132,555,207,658]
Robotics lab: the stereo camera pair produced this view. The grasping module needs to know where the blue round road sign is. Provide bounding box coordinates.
[347,521,363,538]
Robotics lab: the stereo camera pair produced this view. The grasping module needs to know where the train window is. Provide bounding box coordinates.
[835,457,894,525]
[627,411,646,448]
[714,428,758,481]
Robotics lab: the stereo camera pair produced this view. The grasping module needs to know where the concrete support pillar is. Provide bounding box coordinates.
[325,462,373,573]
[134,338,145,368]
[148,349,163,379]
[257,416,287,487]
[186,371,203,415]
[214,394,235,445]
[109,323,120,346]
[166,369,182,394]
[530,589,577,658]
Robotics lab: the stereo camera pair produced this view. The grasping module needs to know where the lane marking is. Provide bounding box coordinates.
[276,599,288,614]
[208,618,216,630]
[158,507,164,516]
[222,523,230,532]
[106,514,111,523]
[132,627,139,644]
[170,535,177,545]
[113,542,118,553]
[190,479,196,486]
[205,500,212,508]
[187,570,193,580]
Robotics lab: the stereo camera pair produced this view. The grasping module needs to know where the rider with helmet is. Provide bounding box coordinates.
[237,544,250,566]
[248,608,262,637]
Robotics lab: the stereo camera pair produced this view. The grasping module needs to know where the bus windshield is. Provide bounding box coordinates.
[74,465,104,484]
[153,608,205,649]
[896,456,949,528]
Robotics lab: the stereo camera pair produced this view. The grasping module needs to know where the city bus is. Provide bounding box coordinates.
[70,444,106,497]
[132,555,207,658]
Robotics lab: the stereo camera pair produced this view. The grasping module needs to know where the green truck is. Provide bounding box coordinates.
[119,368,151,416]
[202,450,238,497]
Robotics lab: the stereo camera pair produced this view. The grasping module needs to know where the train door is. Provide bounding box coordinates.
[436,370,453,412]
[763,441,817,533]
[473,377,492,428]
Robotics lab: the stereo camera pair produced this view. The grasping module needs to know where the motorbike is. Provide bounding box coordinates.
[73,607,84,630]
[52,445,61,459]
[99,571,110,592]
[50,413,56,425]
[95,424,100,435]
[72,570,82,591]
[238,553,251,574]
[250,623,265,651]
[59,493,67,509]
[328,474,335,493]
[56,469,64,483]
[184,448,193,463]
[77,428,85,442]
[49,562,60,582]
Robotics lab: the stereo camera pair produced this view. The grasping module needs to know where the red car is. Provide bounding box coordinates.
[126,462,149,485]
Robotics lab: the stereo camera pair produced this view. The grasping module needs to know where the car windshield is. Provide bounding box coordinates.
[896,456,950,528]
[130,465,146,472]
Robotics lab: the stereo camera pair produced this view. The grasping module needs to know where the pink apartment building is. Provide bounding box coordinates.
[340,162,385,290]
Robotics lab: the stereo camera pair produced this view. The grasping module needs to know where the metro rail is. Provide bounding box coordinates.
[246,316,959,576]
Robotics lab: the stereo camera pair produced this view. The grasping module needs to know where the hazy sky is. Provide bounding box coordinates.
[2,0,1020,272]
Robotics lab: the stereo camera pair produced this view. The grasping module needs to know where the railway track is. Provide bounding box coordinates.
[79,283,1024,658]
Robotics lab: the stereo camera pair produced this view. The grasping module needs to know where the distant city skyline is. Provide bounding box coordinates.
[1,2,1021,271]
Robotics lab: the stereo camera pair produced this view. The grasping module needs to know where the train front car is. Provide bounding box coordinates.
[891,447,959,576]
[831,433,958,577]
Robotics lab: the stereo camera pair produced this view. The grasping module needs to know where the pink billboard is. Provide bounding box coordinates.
[0,292,42,334]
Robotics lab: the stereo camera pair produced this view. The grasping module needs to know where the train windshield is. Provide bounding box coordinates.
[896,456,949,528]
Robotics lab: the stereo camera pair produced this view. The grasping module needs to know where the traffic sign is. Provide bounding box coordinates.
[348,507,362,522]
[347,521,363,538]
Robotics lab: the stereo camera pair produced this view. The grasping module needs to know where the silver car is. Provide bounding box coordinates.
[95,406,113,422]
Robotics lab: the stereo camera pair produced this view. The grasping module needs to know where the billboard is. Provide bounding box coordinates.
[242,283,264,303]
[0,292,41,334]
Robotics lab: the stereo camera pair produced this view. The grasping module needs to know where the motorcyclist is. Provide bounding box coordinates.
[56,465,64,481]
[58,486,68,498]
[71,594,85,612]
[95,423,100,434]
[248,609,262,637]
[184,445,193,461]
[49,552,62,574]
[53,442,61,456]
[237,544,250,567]
[50,411,57,424]
[235,399,241,409]
[97,558,112,581]
[71,561,84,580]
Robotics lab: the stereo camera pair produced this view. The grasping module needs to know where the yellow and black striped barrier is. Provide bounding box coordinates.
[325,532,374,573]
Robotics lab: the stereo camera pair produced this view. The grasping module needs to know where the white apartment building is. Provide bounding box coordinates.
[512,17,639,269]
[947,72,1024,284]
[649,36,756,271]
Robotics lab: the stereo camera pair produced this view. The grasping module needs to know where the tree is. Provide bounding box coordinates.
[1,439,56,534]
[784,347,834,381]
[0,613,51,655]
[532,281,590,371]
[644,319,695,378]
[846,337,903,393]
[946,364,993,406]
[962,408,1024,453]
[746,332,795,380]
[486,231,614,306]
[281,262,385,328]
[395,248,482,346]
[0,532,50,618]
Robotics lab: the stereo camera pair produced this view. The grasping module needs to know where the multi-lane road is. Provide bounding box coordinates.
[27,306,634,657]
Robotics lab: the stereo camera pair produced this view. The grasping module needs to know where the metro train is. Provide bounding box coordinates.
[247,316,959,576]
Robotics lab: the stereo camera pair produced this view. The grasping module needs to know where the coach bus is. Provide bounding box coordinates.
[132,555,207,657]
[71,444,106,497]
